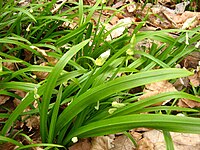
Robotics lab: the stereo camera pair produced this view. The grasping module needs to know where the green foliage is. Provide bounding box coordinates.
[0,0,200,149]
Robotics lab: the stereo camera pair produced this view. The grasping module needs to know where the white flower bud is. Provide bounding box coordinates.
[72,137,78,143]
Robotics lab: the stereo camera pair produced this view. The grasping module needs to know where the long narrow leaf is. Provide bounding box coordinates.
[0,135,23,147]
[55,68,192,137]
[64,114,200,144]
[163,130,174,150]
[40,39,90,142]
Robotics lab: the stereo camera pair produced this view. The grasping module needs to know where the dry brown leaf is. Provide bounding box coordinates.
[3,62,16,71]
[143,130,200,150]
[139,81,177,105]
[110,16,119,25]
[91,136,114,150]
[18,0,31,6]
[105,17,133,41]
[68,138,91,150]
[0,95,10,105]
[33,62,49,80]
[180,52,200,69]
[173,77,190,91]
[134,128,151,132]
[127,4,136,13]
[138,3,200,29]
[24,50,33,61]
[137,137,154,150]
[111,135,135,150]
[178,98,200,108]
[34,147,44,150]
[83,0,96,6]
[25,116,40,131]
[188,70,200,87]
[13,90,27,106]
[176,11,200,24]
[130,131,143,142]
[0,142,18,150]
[112,1,124,9]
[45,55,58,66]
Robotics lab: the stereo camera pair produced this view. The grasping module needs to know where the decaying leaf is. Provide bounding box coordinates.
[24,50,33,61]
[180,52,200,69]
[33,62,49,80]
[110,16,119,25]
[13,90,27,106]
[0,142,18,150]
[91,136,114,150]
[112,1,124,9]
[105,17,133,41]
[3,62,16,71]
[132,132,142,142]
[188,70,200,87]
[175,1,190,14]
[139,81,177,105]
[111,135,135,150]
[137,3,200,29]
[137,137,154,150]
[127,3,136,13]
[178,97,200,108]
[30,46,58,65]
[69,138,92,150]
[143,130,200,150]
[25,116,40,131]
[0,95,10,105]
[173,77,190,91]
[18,0,31,6]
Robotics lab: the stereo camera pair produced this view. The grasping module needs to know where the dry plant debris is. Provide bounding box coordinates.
[139,80,177,105]
[143,130,200,150]
[1,0,200,149]
[110,135,135,150]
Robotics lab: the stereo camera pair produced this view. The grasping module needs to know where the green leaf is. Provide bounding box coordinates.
[55,68,192,140]
[163,130,174,150]
[11,8,37,22]
[64,114,200,144]
[40,39,90,142]
[0,135,23,147]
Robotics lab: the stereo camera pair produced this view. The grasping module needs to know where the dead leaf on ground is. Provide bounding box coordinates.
[143,129,200,150]
[25,116,40,131]
[110,16,119,25]
[13,90,27,106]
[111,135,135,150]
[33,62,49,80]
[30,46,58,65]
[3,62,16,71]
[180,52,200,69]
[127,3,136,13]
[139,80,177,105]
[0,95,10,105]
[130,131,143,142]
[24,50,33,61]
[137,137,154,150]
[112,1,124,9]
[91,136,114,150]
[68,138,92,150]
[173,77,190,91]
[137,4,200,29]
[178,97,200,108]
[188,70,200,87]
[105,17,133,41]
[0,142,18,150]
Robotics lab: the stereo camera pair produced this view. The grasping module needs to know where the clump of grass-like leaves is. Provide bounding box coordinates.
[0,0,200,149]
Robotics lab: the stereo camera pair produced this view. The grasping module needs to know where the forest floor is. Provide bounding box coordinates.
[0,0,200,150]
